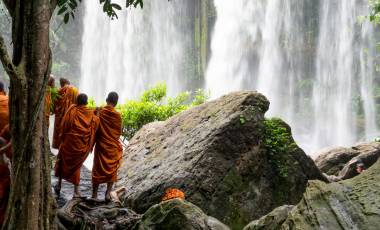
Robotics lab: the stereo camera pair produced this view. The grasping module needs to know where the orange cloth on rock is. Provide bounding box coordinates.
[52,85,78,149]
[161,188,185,202]
[54,105,99,185]
[92,106,123,185]
[0,125,11,227]
[0,94,9,133]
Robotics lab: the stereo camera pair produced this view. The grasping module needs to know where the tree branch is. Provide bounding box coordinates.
[2,0,15,17]
[50,0,57,16]
[0,33,18,79]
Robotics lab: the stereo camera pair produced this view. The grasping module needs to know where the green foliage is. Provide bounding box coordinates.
[263,118,297,178]
[370,0,380,23]
[50,87,60,112]
[87,97,97,110]
[91,84,208,140]
[57,0,145,23]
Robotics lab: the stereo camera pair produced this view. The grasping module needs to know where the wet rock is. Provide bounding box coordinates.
[117,91,326,229]
[136,198,229,230]
[56,198,141,229]
[338,142,380,179]
[315,142,380,180]
[243,205,294,230]
[315,147,359,175]
[281,159,380,229]
[51,166,107,208]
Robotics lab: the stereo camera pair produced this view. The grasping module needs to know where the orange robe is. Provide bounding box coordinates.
[0,94,9,133]
[52,85,78,149]
[54,105,99,185]
[0,125,11,227]
[92,106,122,185]
[44,87,52,124]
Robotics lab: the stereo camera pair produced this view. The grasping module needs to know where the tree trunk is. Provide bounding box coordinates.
[0,0,55,229]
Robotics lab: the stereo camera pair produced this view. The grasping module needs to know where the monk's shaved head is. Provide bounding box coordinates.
[59,78,70,87]
[77,94,88,106]
[0,81,4,92]
[48,75,55,87]
[106,92,119,106]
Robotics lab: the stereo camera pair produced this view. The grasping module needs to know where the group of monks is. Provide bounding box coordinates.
[0,81,11,227]
[50,77,123,200]
[0,76,123,226]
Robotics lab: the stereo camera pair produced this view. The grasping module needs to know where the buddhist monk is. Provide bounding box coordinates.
[52,78,78,149]
[0,125,11,227]
[54,94,99,198]
[44,76,55,124]
[92,92,123,201]
[0,81,9,133]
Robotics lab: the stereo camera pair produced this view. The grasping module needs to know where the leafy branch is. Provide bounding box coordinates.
[57,0,144,23]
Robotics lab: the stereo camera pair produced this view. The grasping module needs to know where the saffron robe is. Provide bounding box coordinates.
[55,105,99,185]
[44,87,52,124]
[92,106,122,185]
[0,94,9,133]
[0,125,11,227]
[52,85,78,149]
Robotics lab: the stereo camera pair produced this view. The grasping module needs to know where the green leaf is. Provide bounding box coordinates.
[64,13,70,24]
[58,6,67,15]
[111,3,122,10]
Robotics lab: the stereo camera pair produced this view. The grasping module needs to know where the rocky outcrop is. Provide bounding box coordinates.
[136,199,229,230]
[315,142,380,180]
[243,205,294,230]
[117,91,326,229]
[280,159,380,229]
[315,147,359,175]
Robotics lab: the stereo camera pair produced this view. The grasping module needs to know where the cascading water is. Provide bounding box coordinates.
[206,0,379,155]
[80,1,193,103]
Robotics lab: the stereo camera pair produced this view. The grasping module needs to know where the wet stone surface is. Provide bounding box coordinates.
[51,166,107,208]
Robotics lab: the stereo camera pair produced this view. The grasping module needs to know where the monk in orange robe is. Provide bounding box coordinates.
[0,125,11,228]
[44,76,55,124]
[54,94,99,197]
[52,78,78,149]
[92,92,123,201]
[0,81,9,133]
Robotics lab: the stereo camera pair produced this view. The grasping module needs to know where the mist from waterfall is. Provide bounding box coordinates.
[206,0,379,154]
[80,1,192,103]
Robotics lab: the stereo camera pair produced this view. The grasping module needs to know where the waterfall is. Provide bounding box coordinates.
[206,0,379,154]
[80,0,193,103]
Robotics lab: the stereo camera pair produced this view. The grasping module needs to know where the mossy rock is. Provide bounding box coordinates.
[118,91,325,229]
[136,199,229,230]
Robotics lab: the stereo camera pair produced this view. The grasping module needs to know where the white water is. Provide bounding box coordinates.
[206,0,379,154]
[80,1,192,103]
[80,0,379,155]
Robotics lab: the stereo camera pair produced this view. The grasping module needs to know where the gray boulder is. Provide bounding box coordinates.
[280,159,380,229]
[338,142,380,179]
[315,142,380,180]
[243,205,294,230]
[117,91,326,229]
[315,147,359,175]
[136,199,230,230]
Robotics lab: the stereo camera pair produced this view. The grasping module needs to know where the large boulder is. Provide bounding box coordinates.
[243,205,294,230]
[117,91,326,229]
[314,147,359,175]
[315,142,380,180]
[280,159,380,229]
[136,199,230,230]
